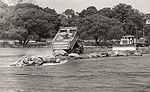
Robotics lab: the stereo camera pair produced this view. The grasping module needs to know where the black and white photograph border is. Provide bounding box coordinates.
[0,0,150,92]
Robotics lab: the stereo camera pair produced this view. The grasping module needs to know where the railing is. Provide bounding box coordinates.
[52,30,61,43]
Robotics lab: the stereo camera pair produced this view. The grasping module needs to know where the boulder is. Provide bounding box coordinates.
[113,50,119,56]
[34,57,44,66]
[108,51,117,57]
[118,51,126,56]
[125,50,141,56]
[133,51,142,56]
[113,50,126,56]
[80,55,89,59]
[55,58,61,63]
[10,60,24,66]
[42,55,56,63]
[30,56,39,61]
[137,50,143,54]
[54,50,68,56]
[11,54,69,66]
[10,55,35,66]
[129,50,135,55]
[68,53,80,59]
[101,52,109,57]
[88,53,99,58]
[56,55,67,60]
[96,52,102,57]
[124,50,133,56]
[50,56,56,63]
[111,50,142,56]
[28,61,36,66]
[55,55,68,62]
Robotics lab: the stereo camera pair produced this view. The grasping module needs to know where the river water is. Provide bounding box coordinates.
[0,48,150,92]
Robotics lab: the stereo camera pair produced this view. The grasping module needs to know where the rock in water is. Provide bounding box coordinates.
[88,53,100,58]
[34,57,44,66]
[133,51,142,56]
[118,51,126,56]
[55,58,60,63]
[10,55,44,66]
[108,51,116,57]
[68,53,80,59]
[10,55,32,66]
[28,61,36,66]
[10,55,66,66]
[80,55,89,59]
[42,55,56,63]
[54,50,68,56]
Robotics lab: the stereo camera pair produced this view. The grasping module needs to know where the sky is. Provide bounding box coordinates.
[3,0,150,13]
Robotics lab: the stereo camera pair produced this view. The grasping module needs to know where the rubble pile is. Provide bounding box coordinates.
[10,55,66,66]
[56,32,73,41]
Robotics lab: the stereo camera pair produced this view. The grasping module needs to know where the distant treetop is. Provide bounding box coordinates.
[7,0,35,6]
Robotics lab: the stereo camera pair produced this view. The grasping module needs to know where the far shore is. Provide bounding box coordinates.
[0,44,150,55]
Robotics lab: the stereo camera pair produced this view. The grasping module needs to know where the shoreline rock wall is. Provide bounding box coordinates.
[10,50,142,66]
[79,50,142,59]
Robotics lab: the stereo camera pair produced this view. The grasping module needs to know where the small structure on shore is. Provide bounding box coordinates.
[112,35,136,51]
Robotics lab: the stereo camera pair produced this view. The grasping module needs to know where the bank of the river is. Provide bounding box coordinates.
[8,46,149,66]
[83,46,150,54]
[0,45,150,67]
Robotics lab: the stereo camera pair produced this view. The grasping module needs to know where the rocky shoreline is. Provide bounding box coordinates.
[10,48,143,66]
[10,55,56,66]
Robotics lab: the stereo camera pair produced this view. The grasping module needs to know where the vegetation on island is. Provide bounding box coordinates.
[0,1,150,46]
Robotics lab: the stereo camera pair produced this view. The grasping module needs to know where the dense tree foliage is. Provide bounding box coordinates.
[79,6,97,19]
[98,8,115,18]
[64,9,75,18]
[0,3,60,45]
[144,25,150,40]
[113,3,145,36]
[78,3,146,43]
[0,2,149,45]
[78,14,125,43]
[60,9,79,27]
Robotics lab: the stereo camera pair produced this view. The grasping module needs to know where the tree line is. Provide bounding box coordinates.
[0,1,150,45]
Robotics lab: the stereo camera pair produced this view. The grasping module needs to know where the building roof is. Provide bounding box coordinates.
[146,14,150,20]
